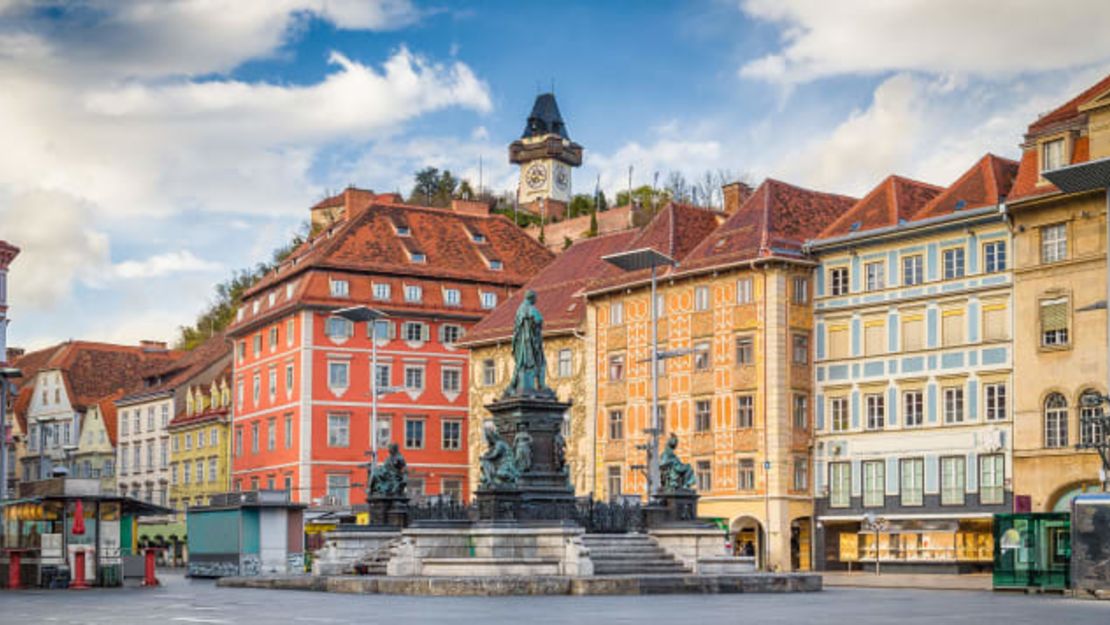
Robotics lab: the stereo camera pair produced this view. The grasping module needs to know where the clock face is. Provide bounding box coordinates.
[554,165,569,190]
[525,162,548,189]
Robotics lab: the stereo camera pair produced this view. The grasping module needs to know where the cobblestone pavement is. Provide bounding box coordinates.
[1,571,1109,624]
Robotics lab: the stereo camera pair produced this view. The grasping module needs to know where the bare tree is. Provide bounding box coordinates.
[664,171,690,203]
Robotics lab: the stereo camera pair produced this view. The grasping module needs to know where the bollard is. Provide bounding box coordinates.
[141,548,159,587]
[7,551,21,589]
[70,549,90,589]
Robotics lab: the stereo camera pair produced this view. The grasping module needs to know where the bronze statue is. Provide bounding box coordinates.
[553,430,567,474]
[369,443,408,497]
[513,428,533,472]
[659,434,696,491]
[479,426,520,489]
[505,290,548,397]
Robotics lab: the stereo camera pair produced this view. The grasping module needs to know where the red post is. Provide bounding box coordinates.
[70,549,89,589]
[141,548,159,587]
[7,551,21,589]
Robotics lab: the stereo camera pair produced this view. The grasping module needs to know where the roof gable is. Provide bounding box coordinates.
[819,176,942,237]
[1028,73,1110,135]
[913,154,1018,220]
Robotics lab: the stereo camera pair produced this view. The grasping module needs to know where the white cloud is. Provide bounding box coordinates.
[740,0,1110,84]
[111,250,223,280]
[588,138,727,198]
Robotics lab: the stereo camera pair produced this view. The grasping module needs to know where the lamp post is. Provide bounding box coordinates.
[333,306,392,468]
[0,367,22,503]
[863,513,888,575]
[602,248,677,501]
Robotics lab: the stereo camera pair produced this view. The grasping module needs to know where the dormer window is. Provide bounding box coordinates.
[237,309,244,322]
[330,279,349,298]
[404,285,423,303]
[252,300,260,314]
[481,291,498,309]
[285,283,294,299]
[373,283,391,301]
[410,251,426,264]
[489,259,503,271]
[443,288,461,307]
[473,232,486,243]
[1041,138,1065,173]
[393,220,411,236]
[268,292,276,307]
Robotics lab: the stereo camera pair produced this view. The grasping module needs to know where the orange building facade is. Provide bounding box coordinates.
[229,189,552,506]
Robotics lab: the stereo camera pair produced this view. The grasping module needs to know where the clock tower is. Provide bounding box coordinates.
[509,93,583,220]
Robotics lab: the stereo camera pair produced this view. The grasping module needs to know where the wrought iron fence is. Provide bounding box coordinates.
[574,498,644,533]
[405,495,645,533]
[408,498,477,523]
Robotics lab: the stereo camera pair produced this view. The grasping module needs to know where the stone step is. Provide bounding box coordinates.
[593,563,690,575]
[590,554,678,562]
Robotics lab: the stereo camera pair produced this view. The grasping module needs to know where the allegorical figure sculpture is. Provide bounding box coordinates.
[553,430,567,474]
[513,428,534,472]
[505,290,549,397]
[659,434,696,491]
[479,426,520,489]
[369,443,408,497]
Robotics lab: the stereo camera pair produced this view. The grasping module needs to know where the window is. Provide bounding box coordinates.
[482,359,496,386]
[376,417,391,448]
[147,407,154,431]
[942,248,965,280]
[827,324,849,359]
[863,460,884,507]
[1045,393,1068,448]
[328,361,349,389]
[901,313,924,351]
[373,283,391,301]
[1041,223,1067,263]
[326,474,350,506]
[737,459,756,491]
[237,341,246,362]
[237,380,244,409]
[286,364,294,393]
[610,301,624,326]
[696,460,712,491]
[235,427,243,457]
[410,252,426,264]
[442,478,463,502]
[405,419,425,449]
[607,466,622,499]
[327,413,349,447]
[829,267,849,296]
[120,413,128,437]
[942,309,965,347]
[695,400,712,432]
[608,354,625,381]
[253,334,262,356]
[793,276,809,304]
[736,278,753,304]
[442,368,462,394]
[1040,298,1069,346]
[369,319,390,341]
[481,291,497,309]
[980,454,1005,505]
[694,286,710,311]
[903,391,924,427]
[441,324,462,345]
[403,321,427,342]
[902,255,923,286]
[792,334,808,364]
[793,394,808,430]
[284,476,292,492]
[864,319,885,356]
[942,387,964,423]
[170,464,178,485]
[865,394,885,430]
[404,366,424,391]
[608,410,624,440]
[735,336,754,365]
[983,302,1009,341]
[443,288,460,307]
[172,435,179,452]
[395,223,410,236]
[195,460,204,484]
[694,341,711,371]
[160,440,168,468]
[984,241,1006,273]
[865,262,884,291]
[161,404,169,428]
[829,463,851,508]
[284,415,293,449]
[268,367,277,401]
[900,458,924,506]
[830,397,849,432]
[267,417,276,450]
[941,456,966,506]
[1081,390,1105,447]
[269,326,278,350]
[793,457,808,492]
[329,279,349,298]
[442,420,462,450]
[404,284,423,302]
[286,318,295,346]
[251,422,259,453]
[183,460,191,484]
[325,317,352,340]
[185,432,193,451]
[210,428,218,446]
[1041,137,1065,172]
[985,384,1007,421]
[736,395,754,429]
[555,349,573,377]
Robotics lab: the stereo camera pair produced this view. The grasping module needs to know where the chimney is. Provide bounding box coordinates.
[450,198,492,216]
[722,181,754,215]
[6,347,24,363]
[140,340,168,352]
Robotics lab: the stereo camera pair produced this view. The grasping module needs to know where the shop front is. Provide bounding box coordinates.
[819,516,995,574]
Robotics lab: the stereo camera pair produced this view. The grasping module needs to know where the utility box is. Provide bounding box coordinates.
[186,491,305,578]
[992,512,1071,591]
[1070,493,1110,597]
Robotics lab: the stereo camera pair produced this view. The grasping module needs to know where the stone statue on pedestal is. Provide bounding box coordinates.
[504,290,550,397]
[659,434,696,492]
[513,428,534,472]
[479,426,520,489]
[369,443,408,497]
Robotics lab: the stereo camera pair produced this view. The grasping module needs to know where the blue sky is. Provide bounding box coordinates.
[2,0,1110,350]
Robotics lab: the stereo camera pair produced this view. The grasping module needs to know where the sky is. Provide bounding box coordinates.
[3,0,1110,351]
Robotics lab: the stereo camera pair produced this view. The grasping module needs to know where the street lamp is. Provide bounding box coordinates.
[0,367,22,503]
[863,513,888,575]
[602,248,677,501]
[333,306,393,469]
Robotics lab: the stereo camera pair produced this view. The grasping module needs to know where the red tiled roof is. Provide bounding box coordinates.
[819,175,942,237]
[678,179,856,273]
[1027,73,1110,135]
[96,390,124,446]
[462,230,639,346]
[132,332,231,399]
[167,361,233,430]
[912,154,1018,220]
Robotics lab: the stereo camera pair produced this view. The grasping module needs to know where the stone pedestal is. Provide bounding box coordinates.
[475,489,522,523]
[385,526,592,577]
[645,489,699,527]
[368,495,409,528]
[312,527,401,576]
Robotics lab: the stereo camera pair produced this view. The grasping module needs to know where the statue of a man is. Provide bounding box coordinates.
[505,290,548,397]
[369,443,408,497]
[659,434,696,492]
[479,426,520,489]
[513,428,533,473]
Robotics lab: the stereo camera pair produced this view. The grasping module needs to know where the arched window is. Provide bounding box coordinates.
[1080,389,1105,447]
[1044,393,1068,448]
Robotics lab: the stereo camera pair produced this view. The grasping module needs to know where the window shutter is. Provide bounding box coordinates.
[982,304,1008,341]
[422,323,430,342]
[437,324,445,343]
[1041,300,1067,331]
[387,321,396,340]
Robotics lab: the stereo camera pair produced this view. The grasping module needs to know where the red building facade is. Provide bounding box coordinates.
[228,190,552,506]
